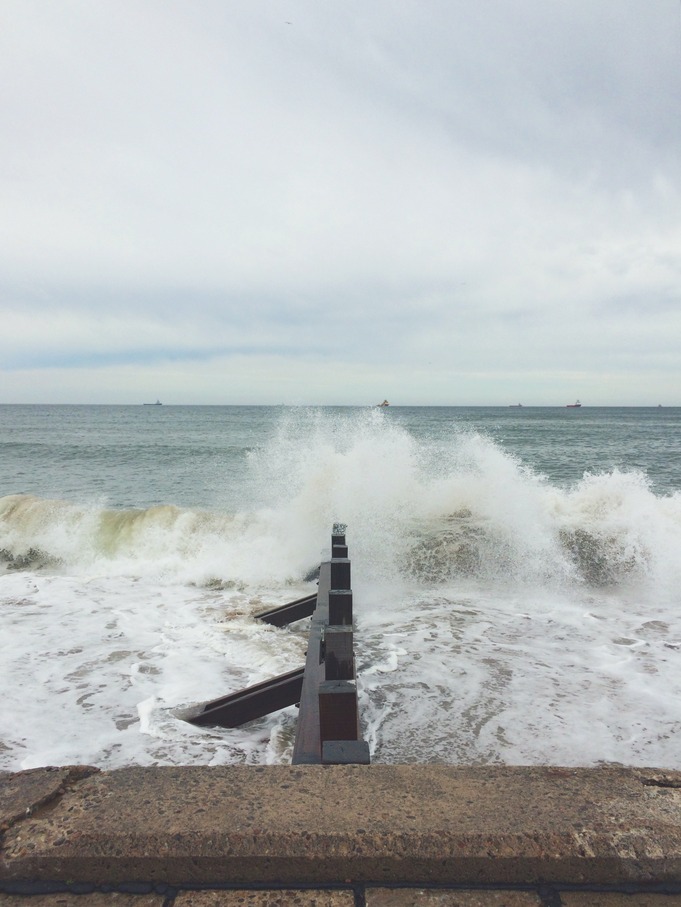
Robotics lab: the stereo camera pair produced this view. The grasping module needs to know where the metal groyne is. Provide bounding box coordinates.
[182,523,369,767]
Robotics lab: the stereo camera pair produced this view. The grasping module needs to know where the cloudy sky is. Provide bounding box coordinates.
[1,1,680,405]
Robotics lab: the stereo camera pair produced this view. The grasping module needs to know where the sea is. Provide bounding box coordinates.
[2,403,681,772]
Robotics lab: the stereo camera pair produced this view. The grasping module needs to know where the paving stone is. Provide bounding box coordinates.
[365,890,542,906]
[173,892,355,906]
[561,894,681,906]
[0,895,161,906]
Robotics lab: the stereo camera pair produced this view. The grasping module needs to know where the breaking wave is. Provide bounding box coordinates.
[2,408,680,598]
[4,406,681,771]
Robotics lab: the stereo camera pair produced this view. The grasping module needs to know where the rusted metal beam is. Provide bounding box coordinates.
[184,667,304,728]
[254,593,317,627]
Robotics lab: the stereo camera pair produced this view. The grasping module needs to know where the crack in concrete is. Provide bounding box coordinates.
[0,765,99,842]
[640,776,681,789]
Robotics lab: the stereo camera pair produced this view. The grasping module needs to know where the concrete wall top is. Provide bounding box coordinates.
[2,764,681,888]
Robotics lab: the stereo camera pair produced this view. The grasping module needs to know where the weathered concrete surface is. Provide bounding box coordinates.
[365,890,543,906]
[173,892,355,906]
[2,765,681,888]
[561,897,681,906]
[0,767,97,834]
[0,896,161,906]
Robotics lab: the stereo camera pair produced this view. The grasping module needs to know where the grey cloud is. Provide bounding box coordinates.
[0,0,680,404]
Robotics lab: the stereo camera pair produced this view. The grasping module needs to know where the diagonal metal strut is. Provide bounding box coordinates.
[184,667,304,728]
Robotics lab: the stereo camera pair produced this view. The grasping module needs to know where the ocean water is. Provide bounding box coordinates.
[2,404,681,771]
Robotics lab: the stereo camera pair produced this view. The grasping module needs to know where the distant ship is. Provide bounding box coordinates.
[144,400,162,406]
[509,403,523,408]
[566,400,582,408]
[377,400,390,407]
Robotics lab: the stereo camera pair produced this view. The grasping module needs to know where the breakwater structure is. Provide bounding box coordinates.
[3,527,681,905]
[182,523,369,767]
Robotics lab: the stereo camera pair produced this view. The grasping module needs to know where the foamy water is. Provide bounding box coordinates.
[2,405,681,770]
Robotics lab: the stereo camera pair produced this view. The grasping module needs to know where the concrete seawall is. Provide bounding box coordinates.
[3,764,681,905]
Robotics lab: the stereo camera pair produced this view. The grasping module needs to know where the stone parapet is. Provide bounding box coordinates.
[2,764,681,903]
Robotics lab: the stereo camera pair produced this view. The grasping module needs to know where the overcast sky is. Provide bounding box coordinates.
[1,1,680,405]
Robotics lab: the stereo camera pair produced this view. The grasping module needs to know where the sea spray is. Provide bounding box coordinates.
[3,410,681,594]
[2,405,681,770]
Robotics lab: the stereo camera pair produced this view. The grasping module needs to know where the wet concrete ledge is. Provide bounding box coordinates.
[2,764,681,893]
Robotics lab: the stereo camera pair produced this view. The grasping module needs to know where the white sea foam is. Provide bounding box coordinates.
[2,407,681,769]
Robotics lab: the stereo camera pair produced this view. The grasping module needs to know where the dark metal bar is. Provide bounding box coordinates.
[330,557,351,590]
[322,740,371,765]
[254,593,317,627]
[324,626,354,680]
[329,589,353,626]
[318,679,359,743]
[185,667,304,728]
